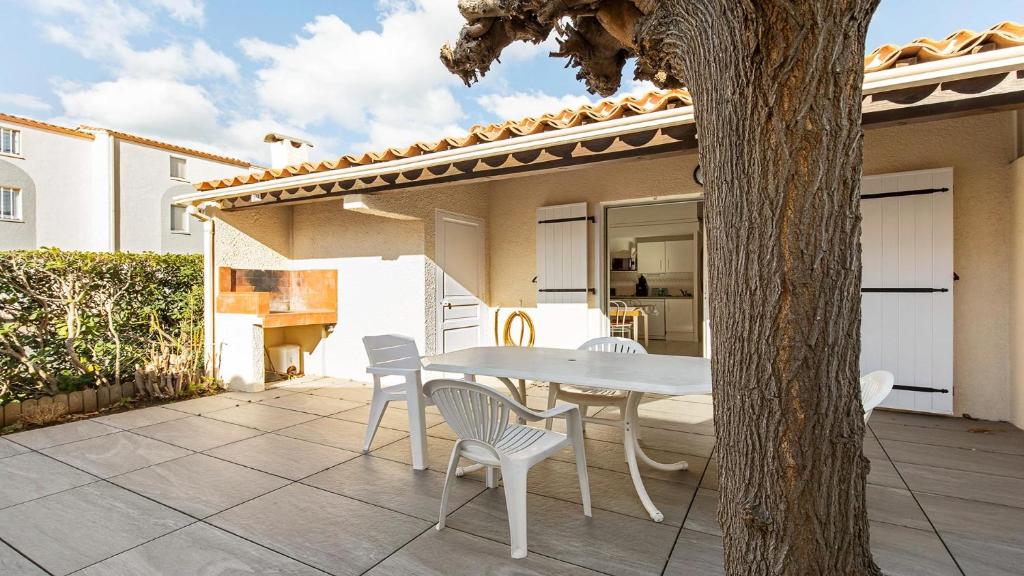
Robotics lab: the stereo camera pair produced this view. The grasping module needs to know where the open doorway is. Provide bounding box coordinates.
[604,200,704,357]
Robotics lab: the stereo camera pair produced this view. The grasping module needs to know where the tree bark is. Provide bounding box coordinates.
[642,1,881,574]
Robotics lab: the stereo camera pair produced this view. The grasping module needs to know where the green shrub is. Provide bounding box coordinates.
[0,249,204,405]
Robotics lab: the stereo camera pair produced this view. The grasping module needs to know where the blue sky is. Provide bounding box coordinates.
[0,0,1020,164]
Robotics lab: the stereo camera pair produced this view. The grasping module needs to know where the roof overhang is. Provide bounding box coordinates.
[175,45,1024,211]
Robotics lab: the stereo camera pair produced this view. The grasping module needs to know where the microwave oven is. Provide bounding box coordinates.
[611,257,635,271]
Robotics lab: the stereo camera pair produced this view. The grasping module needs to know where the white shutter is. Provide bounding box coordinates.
[860,168,954,414]
[536,203,588,305]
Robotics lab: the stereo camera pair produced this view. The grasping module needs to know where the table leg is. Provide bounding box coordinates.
[643,315,649,348]
[406,373,428,471]
[633,315,639,342]
[623,391,690,522]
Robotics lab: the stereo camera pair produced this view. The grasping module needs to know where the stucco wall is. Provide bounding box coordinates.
[1010,156,1024,428]
[0,122,94,250]
[117,140,251,254]
[0,159,37,249]
[863,112,1016,421]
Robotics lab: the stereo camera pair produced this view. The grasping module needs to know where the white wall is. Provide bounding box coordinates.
[0,121,96,250]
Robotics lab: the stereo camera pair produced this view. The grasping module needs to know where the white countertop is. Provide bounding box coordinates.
[424,346,712,397]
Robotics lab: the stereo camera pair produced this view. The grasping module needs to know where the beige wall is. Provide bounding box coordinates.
[1010,156,1024,428]
[211,110,1019,422]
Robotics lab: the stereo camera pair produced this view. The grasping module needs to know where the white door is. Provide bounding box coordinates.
[435,211,486,354]
[537,203,590,348]
[860,168,954,414]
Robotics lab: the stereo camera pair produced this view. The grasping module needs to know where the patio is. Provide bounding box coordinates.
[0,377,1021,576]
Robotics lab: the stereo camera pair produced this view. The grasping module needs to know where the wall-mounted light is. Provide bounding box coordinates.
[693,165,704,187]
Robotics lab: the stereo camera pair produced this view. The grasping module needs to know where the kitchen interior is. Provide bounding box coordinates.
[607,200,703,357]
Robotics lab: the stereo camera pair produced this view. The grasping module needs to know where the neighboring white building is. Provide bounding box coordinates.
[0,113,258,253]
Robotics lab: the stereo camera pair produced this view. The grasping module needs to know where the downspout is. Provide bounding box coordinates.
[188,202,220,381]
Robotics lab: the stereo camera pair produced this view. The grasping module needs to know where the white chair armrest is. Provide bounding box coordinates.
[367,366,421,376]
[508,398,579,423]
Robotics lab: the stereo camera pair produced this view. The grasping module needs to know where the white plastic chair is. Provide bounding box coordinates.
[424,378,591,559]
[362,335,429,469]
[861,370,895,422]
[545,337,647,432]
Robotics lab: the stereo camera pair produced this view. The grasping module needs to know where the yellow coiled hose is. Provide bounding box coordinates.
[494,308,535,347]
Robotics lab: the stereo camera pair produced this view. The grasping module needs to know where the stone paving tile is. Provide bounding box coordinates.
[0,481,191,575]
[260,393,365,416]
[7,420,119,450]
[370,436,487,481]
[871,422,1024,455]
[209,484,430,576]
[306,385,376,403]
[663,529,725,576]
[111,453,290,518]
[205,433,360,481]
[0,437,30,459]
[527,458,697,526]
[42,431,190,478]
[872,410,1018,433]
[366,527,604,575]
[866,484,932,531]
[898,461,1024,508]
[882,438,1024,479]
[549,436,707,486]
[75,522,325,575]
[683,488,721,536]
[869,521,961,576]
[916,492,1024,576]
[163,395,242,415]
[332,403,445,431]
[93,406,190,430]
[220,388,302,403]
[0,540,46,576]
[304,455,485,521]
[277,416,407,453]
[205,404,320,432]
[449,489,678,576]
[133,415,263,452]
[0,453,97,509]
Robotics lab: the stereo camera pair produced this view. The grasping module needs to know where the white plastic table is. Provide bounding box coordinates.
[424,346,713,522]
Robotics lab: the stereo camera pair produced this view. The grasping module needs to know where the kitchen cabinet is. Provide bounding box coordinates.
[666,298,697,341]
[636,242,664,274]
[665,239,694,274]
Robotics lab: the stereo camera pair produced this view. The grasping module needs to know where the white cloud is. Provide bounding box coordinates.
[476,91,595,122]
[240,0,468,150]
[148,0,205,25]
[0,93,53,112]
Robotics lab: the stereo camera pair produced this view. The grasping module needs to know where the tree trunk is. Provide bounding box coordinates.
[648,1,881,574]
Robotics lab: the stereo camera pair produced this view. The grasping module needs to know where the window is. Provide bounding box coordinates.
[1,127,21,156]
[170,156,187,180]
[170,204,189,233]
[0,187,21,221]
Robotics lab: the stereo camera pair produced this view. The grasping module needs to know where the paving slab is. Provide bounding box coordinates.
[7,420,118,450]
[332,403,445,431]
[260,393,364,416]
[882,438,1024,479]
[277,416,407,452]
[0,481,191,575]
[75,522,324,575]
[866,484,932,531]
[164,395,242,415]
[206,433,360,481]
[93,406,190,430]
[898,461,1024,508]
[111,453,290,518]
[527,458,697,526]
[0,437,30,459]
[220,388,302,403]
[449,489,678,576]
[304,455,485,521]
[0,452,97,509]
[663,529,725,576]
[42,431,190,478]
[683,488,721,536]
[133,415,263,452]
[366,527,604,575]
[0,540,46,576]
[917,492,1024,576]
[549,436,707,486]
[871,422,1024,455]
[208,483,430,576]
[205,404,320,432]
[869,521,961,576]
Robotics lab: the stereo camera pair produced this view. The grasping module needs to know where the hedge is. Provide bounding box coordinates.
[0,249,204,405]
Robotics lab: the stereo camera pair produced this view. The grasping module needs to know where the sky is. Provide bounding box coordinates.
[0,0,1020,165]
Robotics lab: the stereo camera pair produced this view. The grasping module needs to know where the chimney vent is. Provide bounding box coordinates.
[264,133,314,169]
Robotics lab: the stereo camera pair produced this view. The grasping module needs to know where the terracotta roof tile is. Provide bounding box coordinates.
[0,112,95,140]
[195,20,1024,193]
